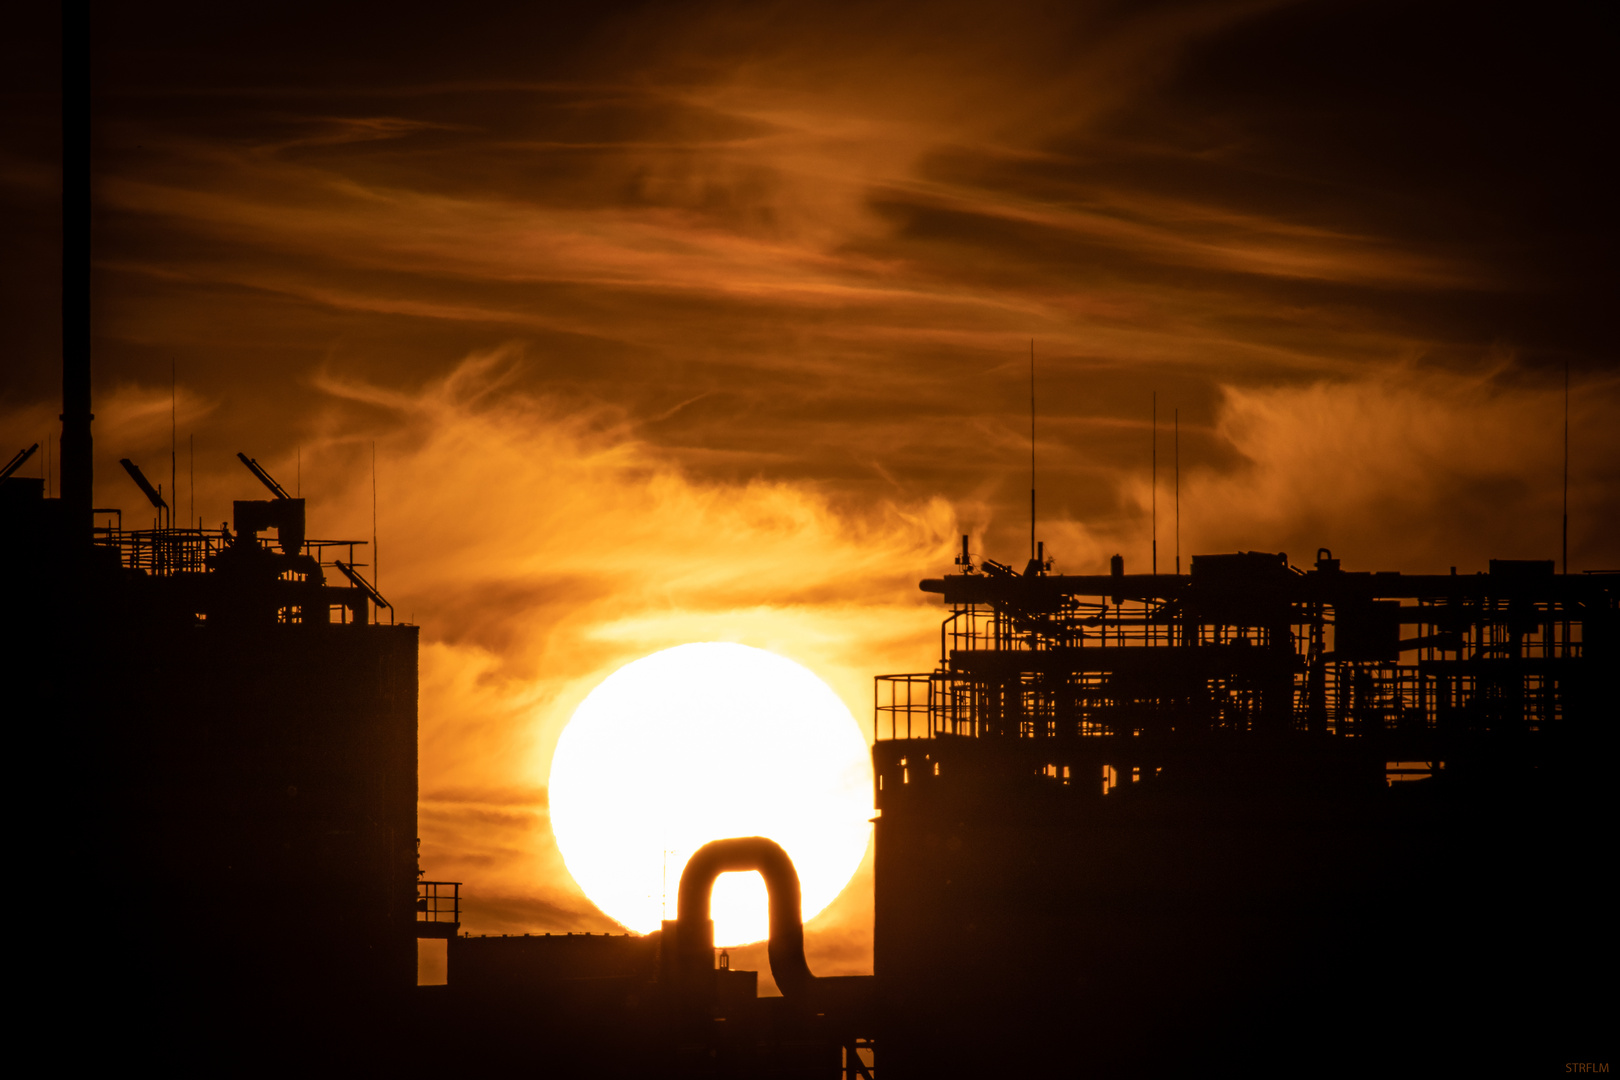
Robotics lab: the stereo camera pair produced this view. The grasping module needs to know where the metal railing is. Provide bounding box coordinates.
[91,517,371,581]
[878,589,1604,743]
[417,880,461,925]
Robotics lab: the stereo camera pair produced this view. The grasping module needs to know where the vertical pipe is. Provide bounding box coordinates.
[1151,392,1157,576]
[1029,339,1036,561]
[170,360,176,532]
[60,0,93,537]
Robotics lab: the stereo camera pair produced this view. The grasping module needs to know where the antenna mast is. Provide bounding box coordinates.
[1151,392,1157,576]
[373,440,379,604]
[170,361,177,530]
[1562,358,1569,574]
[1030,340,1036,560]
[1174,408,1180,576]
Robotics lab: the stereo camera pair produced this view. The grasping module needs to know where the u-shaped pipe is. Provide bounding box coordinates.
[674,837,816,998]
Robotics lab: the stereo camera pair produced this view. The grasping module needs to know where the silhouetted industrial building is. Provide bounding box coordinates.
[407,539,1612,1076]
[9,431,1610,1074]
[415,838,876,1076]
[5,443,418,1060]
[871,541,1614,1074]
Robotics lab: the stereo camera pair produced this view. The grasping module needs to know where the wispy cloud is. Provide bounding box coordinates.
[292,352,953,962]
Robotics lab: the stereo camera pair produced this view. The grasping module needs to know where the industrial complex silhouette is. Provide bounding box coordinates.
[8,14,1609,1074]
[8,399,1610,1073]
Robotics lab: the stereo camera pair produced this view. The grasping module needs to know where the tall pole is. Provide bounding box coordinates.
[1029,340,1036,561]
[60,1,94,538]
[1151,392,1157,576]
[1562,357,1569,574]
[372,440,379,605]
[170,360,176,531]
[1174,409,1180,576]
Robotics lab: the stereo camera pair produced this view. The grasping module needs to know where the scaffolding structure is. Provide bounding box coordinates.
[83,454,391,627]
[878,548,1610,753]
[870,544,1614,1077]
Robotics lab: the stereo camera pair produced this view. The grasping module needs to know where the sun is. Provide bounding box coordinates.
[548,642,873,946]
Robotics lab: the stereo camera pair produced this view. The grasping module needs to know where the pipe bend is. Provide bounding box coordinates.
[675,837,814,998]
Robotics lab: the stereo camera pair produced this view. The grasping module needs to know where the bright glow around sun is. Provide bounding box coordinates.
[549,643,873,946]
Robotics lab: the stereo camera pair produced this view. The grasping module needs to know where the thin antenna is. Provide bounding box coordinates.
[1174,408,1180,576]
[189,433,194,527]
[170,360,177,531]
[1030,339,1036,560]
[1151,392,1157,576]
[372,440,379,605]
[1562,357,1569,574]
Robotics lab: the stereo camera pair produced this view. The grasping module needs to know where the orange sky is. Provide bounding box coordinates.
[3,1,1615,980]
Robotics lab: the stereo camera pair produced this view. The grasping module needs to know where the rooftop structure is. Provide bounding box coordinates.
[870,540,1613,1075]
[6,442,420,1059]
[879,543,1606,747]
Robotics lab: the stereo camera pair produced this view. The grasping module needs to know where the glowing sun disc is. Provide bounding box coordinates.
[549,643,873,946]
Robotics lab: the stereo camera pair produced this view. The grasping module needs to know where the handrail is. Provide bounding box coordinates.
[417,880,461,924]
